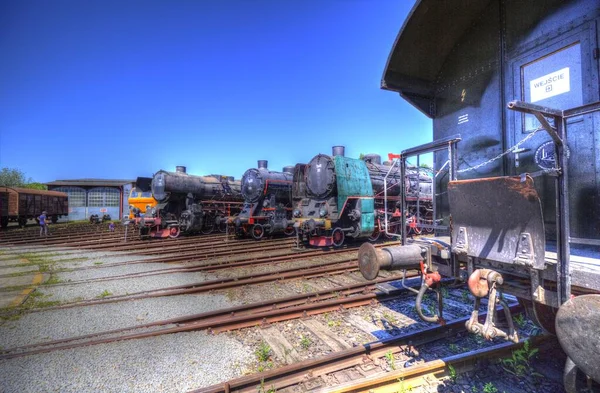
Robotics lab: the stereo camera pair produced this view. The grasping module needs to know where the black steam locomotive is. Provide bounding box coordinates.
[134,166,243,238]
[360,1,600,391]
[229,160,296,239]
[292,146,433,247]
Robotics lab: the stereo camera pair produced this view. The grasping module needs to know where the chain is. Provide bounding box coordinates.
[457,126,543,173]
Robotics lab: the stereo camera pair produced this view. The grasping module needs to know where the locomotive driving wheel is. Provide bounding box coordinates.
[216,216,228,233]
[423,211,434,234]
[368,223,381,242]
[168,226,180,239]
[200,216,215,234]
[283,226,295,236]
[251,224,264,240]
[331,227,345,247]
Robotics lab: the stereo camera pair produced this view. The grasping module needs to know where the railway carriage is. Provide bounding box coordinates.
[0,187,68,228]
[359,0,600,391]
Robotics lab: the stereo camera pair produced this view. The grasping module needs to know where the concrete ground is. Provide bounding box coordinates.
[0,257,46,308]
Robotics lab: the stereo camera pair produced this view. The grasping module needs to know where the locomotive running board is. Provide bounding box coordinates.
[448,176,546,270]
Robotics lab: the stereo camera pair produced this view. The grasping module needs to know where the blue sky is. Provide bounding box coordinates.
[0,0,431,183]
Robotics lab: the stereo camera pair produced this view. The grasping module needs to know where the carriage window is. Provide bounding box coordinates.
[520,42,582,132]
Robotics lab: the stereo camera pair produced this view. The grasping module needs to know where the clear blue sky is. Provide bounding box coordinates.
[0,0,431,183]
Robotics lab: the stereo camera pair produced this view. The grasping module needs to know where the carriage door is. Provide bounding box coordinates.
[509,20,599,244]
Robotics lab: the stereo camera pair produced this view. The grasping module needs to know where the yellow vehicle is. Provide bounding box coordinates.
[128,177,157,219]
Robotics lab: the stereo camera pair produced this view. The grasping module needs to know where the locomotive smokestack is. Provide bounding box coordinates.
[282,166,294,174]
[363,154,382,165]
[257,160,268,169]
[332,146,345,157]
[176,166,187,174]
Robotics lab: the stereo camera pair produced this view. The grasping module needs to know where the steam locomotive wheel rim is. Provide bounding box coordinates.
[252,224,264,240]
[200,219,215,234]
[368,225,381,242]
[168,226,180,239]
[424,212,434,233]
[283,226,295,236]
[331,228,344,247]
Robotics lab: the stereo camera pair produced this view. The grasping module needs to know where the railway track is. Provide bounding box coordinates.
[0,235,563,393]
[20,256,395,311]
[191,303,528,393]
[0,273,420,359]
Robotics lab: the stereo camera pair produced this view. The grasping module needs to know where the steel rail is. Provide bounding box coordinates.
[323,335,550,393]
[191,303,522,393]
[27,257,377,311]
[0,274,419,359]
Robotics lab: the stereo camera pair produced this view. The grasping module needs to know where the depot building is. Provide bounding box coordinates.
[46,179,134,221]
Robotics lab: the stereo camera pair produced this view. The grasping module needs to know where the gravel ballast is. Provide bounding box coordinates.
[0,331,254,393]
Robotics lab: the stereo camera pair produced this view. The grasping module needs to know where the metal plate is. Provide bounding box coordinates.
[448,176,546,269]
[556,294,600,383]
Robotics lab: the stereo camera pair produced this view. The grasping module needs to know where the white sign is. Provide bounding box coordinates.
[530,67,570,103]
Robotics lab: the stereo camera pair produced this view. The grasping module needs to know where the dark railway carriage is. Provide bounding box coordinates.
[228,160,296,239]
[359,1,600,391]
[134,166,243,238]
[0,187,68,228]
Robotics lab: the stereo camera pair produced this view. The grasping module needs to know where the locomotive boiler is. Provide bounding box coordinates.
[361,1,600,391]
[292,146,432,247]
[135,166,243,238]
[229,160,296,239]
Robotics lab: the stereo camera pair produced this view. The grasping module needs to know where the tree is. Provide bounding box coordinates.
[0,168,28,187]
[0,168,47,189]
[25,182,48,190]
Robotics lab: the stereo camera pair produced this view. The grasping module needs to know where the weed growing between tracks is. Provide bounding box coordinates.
[254,343,275,372]
[299,335,312,349]
[500,339,541,377]
[21,290,61,309]
[97,289,113,298]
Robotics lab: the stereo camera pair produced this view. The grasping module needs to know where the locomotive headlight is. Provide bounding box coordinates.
[129,205,133,211]
[293,209,301,218]
[319,208,328,218]
[146,204,151,210]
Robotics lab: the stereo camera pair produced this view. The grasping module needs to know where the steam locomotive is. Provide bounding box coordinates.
[292,146,433,247]
[228,160,296,239]
[134,166,243,238]
[361,1,600,391]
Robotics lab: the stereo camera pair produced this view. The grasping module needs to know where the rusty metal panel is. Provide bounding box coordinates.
[448,176,546,269]
[0,193,7,215]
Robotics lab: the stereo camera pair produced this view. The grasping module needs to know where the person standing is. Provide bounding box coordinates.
[39,211,49,236]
